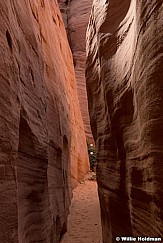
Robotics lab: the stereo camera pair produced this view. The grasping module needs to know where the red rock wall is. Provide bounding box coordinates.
[0,0,89,242]
[86,0,163,242]
[58,0,94,144]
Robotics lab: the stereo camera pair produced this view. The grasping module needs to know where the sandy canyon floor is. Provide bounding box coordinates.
[61,175,102,243]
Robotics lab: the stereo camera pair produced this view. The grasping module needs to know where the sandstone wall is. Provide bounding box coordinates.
[58,0,94,144]
[0,0,89,242]
[86,0,163,242]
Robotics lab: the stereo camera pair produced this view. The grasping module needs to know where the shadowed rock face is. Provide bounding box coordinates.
[0,0,89,242]
[86,0,163,241]
[58,0,94,144]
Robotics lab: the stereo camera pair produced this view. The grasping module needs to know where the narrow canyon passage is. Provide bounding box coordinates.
[0,1,163,242]
[61,175,102,243]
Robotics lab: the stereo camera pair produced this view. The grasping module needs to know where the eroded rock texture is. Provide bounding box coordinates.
[0,0,89,242]
[58,0,94,143]
[86,0,163,242]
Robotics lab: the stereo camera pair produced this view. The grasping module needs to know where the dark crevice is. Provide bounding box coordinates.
[6,30,12,50]
[40,0,45,8]
[60,222,67,240]
[30,69,34,81]
[53,16,57,25]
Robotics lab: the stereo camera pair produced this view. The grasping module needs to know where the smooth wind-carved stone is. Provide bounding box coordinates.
[0,0,89,242]
[86,0,163,242]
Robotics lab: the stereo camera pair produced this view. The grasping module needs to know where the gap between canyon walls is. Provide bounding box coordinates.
[0,0,89,242]
[58,0,94,144]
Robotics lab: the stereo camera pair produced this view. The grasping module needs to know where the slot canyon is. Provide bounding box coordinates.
[0,0,163,243]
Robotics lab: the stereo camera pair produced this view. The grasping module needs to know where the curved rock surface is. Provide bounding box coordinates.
[0,0,89,242]
[86,0,163,242]
[58,0,94,144]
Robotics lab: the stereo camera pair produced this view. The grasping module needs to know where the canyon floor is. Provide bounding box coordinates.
[61,173,102,243]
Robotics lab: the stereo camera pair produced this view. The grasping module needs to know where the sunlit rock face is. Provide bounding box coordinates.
[0,0,89,242]
[58,0,94,144]
[86,0,163,241]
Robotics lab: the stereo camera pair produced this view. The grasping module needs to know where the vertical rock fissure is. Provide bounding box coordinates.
[58,0,94,144]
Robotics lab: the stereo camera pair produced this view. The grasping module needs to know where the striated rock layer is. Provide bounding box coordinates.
[58,0,94,144]
[86,0,163,242]
[0,0,89,242]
